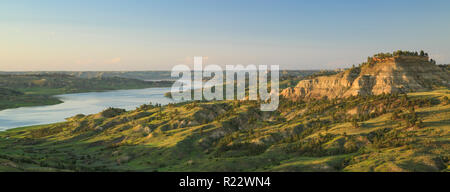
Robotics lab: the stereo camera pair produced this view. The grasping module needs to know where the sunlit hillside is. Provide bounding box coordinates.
[0,89,448,172]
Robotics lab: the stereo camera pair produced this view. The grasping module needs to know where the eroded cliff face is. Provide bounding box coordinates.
[281,56,450,100]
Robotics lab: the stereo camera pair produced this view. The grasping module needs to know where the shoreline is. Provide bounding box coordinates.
[0,83,174,112]
[0,87,174,131]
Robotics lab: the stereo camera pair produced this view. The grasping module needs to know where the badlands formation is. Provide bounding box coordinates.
[281,53,450,100]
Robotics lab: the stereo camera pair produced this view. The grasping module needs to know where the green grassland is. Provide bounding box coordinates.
[0,74,173,110]
[0,89,448,172]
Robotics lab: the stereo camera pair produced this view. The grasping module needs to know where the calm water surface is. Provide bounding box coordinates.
[0,87,175,131]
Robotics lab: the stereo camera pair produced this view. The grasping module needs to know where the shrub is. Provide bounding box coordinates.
[101,107,126,118]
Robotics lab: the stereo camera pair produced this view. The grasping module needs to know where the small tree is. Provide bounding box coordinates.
[420,50,425,57]
[443,96,449,105]
[352,119,360,128]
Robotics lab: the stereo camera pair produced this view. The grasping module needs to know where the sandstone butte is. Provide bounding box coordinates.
[281,55,450,100]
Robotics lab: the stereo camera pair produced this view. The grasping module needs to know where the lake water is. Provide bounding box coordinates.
[0,87,175,131]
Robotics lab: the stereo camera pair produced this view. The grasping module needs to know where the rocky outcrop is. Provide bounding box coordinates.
[281,55,450,100]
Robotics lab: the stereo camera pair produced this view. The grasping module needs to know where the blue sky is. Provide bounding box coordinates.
[1,0,449,71]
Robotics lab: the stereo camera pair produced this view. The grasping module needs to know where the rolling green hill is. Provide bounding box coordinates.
[0,89,448,172]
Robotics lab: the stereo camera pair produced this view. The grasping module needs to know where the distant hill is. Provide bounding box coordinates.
[0,74,173,92]
[281,51,450,100]
[0,71,176,81]
[0,70,318,81]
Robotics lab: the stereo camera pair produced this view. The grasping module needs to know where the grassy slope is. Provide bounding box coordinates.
[0,90,448,172]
